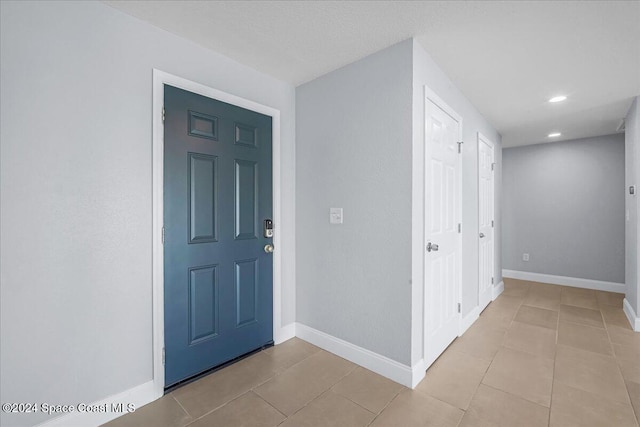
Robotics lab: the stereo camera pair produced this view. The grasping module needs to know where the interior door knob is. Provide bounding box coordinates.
[426,242,439,252]
[264,244,274,253]
[479,233,485,238]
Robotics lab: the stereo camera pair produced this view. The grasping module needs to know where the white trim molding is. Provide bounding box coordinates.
[502,270,625,293]
[276,323,296,344]
[493,280,505,300]
[152,69,285,395]
[623,298,640,331]
[295,323,419,389]
[35,381,157,427]
[459,306,480,336]
[411,359,427,389]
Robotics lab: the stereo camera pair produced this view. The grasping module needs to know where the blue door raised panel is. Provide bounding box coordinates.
[163,85,273,387]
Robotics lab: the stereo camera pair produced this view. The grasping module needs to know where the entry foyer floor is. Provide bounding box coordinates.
[104,279,640,427]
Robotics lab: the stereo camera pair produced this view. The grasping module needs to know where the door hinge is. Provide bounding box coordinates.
[491,277,494,285]
[162,347,165,365]
[457,141,464,153]
[491,220,494,228]
[162,227,165,244]
[457,303,461,313]
[162,106,165,123]
[458,223,461,233]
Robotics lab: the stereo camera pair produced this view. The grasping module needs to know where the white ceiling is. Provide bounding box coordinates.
[105,1,640,147]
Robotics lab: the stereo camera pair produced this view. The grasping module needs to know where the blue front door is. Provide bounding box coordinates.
[163,85,273,387]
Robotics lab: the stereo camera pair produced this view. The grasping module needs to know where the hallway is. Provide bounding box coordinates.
[104,279,639,427]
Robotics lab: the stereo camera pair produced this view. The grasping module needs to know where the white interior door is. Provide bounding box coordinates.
[478,133,495,311]
[424,90,462,368]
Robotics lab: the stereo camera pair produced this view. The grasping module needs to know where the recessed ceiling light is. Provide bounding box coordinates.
[549,95,567,103]
[548,132,561,138]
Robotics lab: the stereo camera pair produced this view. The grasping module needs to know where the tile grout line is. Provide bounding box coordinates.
[169,395,192,425]
[467,282,528,425]
[254,391,289,421]
[272,357,360,423]
[600,303,637,411]
[365,388,404,427]
[547,295,561,427]
[329,382,396,419]
[178,346,324,425]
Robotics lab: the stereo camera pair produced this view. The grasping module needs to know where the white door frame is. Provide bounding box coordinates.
[151,69,283,396]
[477,132,495,310]
[423,86,463,366]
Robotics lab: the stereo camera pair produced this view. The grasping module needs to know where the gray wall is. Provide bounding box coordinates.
[625,97,639,314]
[296,38,503,368]
[410,40,503,365]
[296,40,414,365]
[502,134,625,283]
[0,2,296,426]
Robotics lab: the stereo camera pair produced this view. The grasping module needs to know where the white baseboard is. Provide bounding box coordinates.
[502,270,625,293]
[275,322,296,344]
[623,298,640,332]
[295,323,416,388]
[36,380,160,427]
[459,306,480,336]
[411,359,427,388]
[493,281,504,300]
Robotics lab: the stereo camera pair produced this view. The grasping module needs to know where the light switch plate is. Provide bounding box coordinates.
[329,208,343,224]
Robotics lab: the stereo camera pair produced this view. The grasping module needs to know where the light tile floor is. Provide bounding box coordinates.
[104,279,640,427]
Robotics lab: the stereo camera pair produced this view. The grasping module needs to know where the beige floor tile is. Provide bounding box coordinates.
[447,325,505,361]
[554,345,630,404]
[614,342,640,363]
[596,290,625,308]
[611,338,640,386]
[171,352,279,419]
[480,300,520,325]
[482,347,554,407]
[550,382,637,427]
[459,384,549,427]
[472,313,512,332]
[504,321,557,359]
[278,391,374,427]
[102,395,191,427]
[560,287,599,310]
[514,305,558,330]
[415,349,490,410]
[618,356,640,384]
[626,381,640,422]
[502,278,531,297]
[187,392,284,427]
[493,294,526,307]
[254,350,355,415]
[331,366,404,414]
[602,305,636,329]
[557,321,613,356]
[608,325,640,347]
[559,304,604,328]
[524,290,561,311]
[530,283,563,295]
[369,389,463,427]
[261,337,321,373]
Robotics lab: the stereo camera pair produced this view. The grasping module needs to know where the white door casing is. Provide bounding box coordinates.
[478,133,495,311]
[152,69,283,395]
[423,88,462,369]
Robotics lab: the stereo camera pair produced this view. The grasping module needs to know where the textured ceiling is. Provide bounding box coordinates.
[105,1,640,147]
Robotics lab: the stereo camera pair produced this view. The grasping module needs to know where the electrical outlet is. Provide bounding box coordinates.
[329,207,343,224]
[523,253,530,262]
